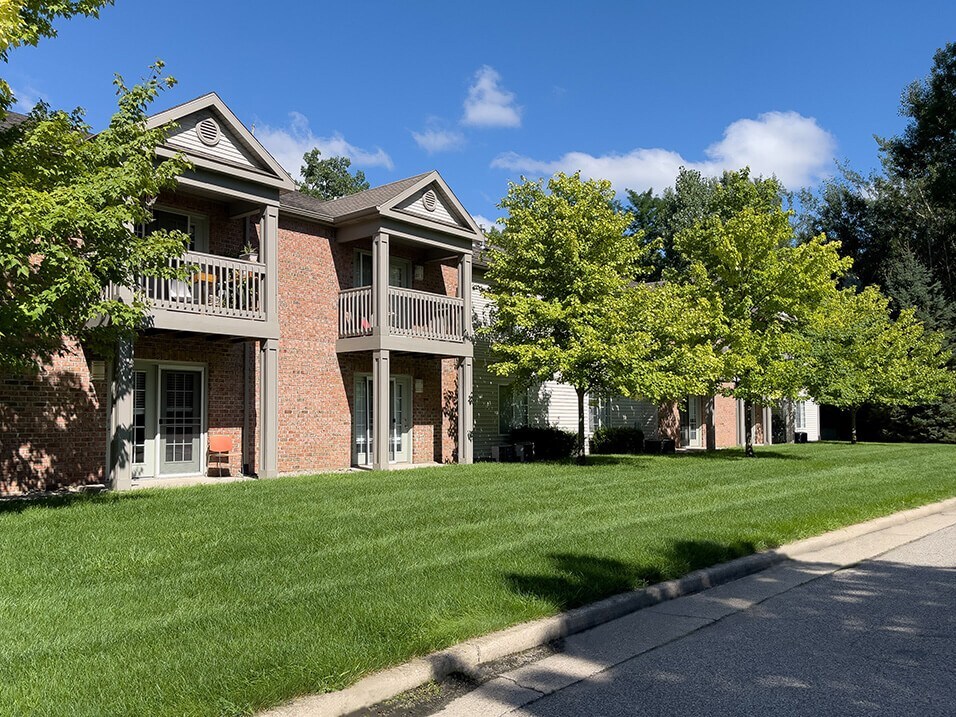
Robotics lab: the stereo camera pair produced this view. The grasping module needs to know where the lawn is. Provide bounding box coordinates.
[1,442,955,717]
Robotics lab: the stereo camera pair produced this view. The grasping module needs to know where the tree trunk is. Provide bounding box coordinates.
[850,406,858,445]
[744,398,755,457]
[576,386,586,464]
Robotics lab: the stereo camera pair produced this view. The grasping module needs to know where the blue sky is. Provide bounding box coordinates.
[7,1,955,228]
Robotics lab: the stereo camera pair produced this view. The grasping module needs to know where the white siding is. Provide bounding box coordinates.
[604,397,660,439]
[166,110,260,169]
[397,186,463,227]
[798,397,821,442]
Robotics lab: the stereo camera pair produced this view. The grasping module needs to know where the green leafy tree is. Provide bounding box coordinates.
[0,3,191,371]
[297,149,370,200]
[671,169,851,456]
[485,172,718,459]
[799,43,956,442]
[802,287,955,443]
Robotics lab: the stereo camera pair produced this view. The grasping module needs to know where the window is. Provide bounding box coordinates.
[590,396,611,431]
[354,250,412,288]
[795,400,807,430]
[498,383,529,435]
[132,371,147,464]
[139,208,209,252]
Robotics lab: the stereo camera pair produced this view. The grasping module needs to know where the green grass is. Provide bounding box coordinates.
[1,442,955,716]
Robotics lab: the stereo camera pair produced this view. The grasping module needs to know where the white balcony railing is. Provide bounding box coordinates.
[138,251,266,321]
[338,286,465,343]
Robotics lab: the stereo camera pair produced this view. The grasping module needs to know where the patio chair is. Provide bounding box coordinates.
[207,435,240,477]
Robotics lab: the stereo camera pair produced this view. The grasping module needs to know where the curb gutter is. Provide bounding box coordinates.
[259,496,956,717]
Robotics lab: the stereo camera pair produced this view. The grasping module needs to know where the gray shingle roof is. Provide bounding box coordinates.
[0,110,30,130]
[281,171,433,220]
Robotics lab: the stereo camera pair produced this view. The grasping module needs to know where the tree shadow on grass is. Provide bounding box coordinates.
[0,489,152,515]
[505,539,760,612]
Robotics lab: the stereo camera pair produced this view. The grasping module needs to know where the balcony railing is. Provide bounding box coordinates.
[138,251,266,321]
[338,286,465,343]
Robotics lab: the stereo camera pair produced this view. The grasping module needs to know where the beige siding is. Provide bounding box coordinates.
[166,110,260,169]
[798,397,821,442]
[397,186,462,227]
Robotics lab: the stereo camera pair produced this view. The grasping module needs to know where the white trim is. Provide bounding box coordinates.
[353,372,413,466]
[131,360,207,480]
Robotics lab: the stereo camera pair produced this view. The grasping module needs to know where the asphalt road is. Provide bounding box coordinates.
[501,525,956,717]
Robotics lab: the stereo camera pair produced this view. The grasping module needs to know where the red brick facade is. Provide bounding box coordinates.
[0,340,108,493]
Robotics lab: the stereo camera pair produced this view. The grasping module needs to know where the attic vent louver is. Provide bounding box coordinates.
[196,117,222,147]
[422,189,438,212]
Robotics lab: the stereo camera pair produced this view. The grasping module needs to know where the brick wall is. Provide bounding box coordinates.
[713,394,739,448]
[0,340,108,493]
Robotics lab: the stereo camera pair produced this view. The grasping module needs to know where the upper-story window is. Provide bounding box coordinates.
[139,208,209,253]
[354,250,411,288]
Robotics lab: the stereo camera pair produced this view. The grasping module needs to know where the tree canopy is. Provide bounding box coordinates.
[0,4,191,371]
[669,169,850,454]
[297,149,370,200]
[801,287,955,442]
[799,42,956,441]
[484,171,720,457]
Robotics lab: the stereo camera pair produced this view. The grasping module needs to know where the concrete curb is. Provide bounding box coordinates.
[259,496,956,717]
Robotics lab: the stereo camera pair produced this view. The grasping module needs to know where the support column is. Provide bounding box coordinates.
[372,349,390,470]
[259,338,279,478]
[372,232,390,337]
[763,404,773,446]
[262,204,279,325]
[458,253,473,340]
[457,356,474,464]
[108,338,134,491]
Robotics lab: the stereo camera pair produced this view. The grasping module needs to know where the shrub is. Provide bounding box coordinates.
[592,426,645,454]
[509,426,578,460]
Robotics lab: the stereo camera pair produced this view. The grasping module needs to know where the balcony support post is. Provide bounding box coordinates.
[107,336,134,491]
[259,338,279,478]
[457,356,473,464]
[458,253,473,340]
[372,232,390,337]
[372,348,390,470]
[262,204,279,325]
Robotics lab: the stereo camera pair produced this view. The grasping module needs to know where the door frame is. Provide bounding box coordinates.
[681,395,704,448]
[353,372,414,466]
[132,360,208,479]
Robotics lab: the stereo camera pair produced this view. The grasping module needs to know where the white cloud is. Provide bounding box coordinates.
[491,111,836,191]
[10,85,46,113]
[462,66,522,128]
[471,214,503,232]
[411,124,465,154]
[256,111,394,179]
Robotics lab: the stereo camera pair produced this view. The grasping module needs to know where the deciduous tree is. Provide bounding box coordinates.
[485,172,719,459]
[801,287,955,442]
[297,149,369,200]
[671,169,850,455]
[0,2,191,371]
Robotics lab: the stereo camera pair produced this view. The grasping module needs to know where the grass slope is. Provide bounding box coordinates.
[1,443,955,716]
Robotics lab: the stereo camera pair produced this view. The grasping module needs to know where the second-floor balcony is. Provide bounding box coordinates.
[129,247,278,340]
[337,286,470,356]
[140,251,267,321]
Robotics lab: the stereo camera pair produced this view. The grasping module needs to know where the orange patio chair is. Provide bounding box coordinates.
[207,435,240,477]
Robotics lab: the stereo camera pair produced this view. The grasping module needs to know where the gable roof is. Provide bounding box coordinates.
[279,170,483,241]
[146,92,295,192]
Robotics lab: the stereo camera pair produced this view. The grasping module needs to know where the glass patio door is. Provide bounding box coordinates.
[354,375,411,465]
[158,369,203,475]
